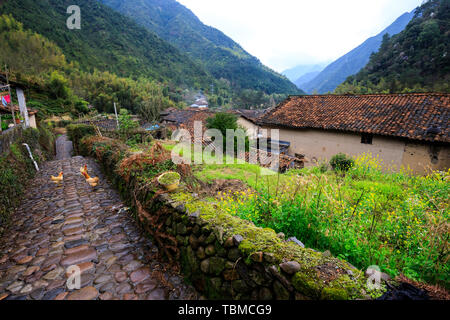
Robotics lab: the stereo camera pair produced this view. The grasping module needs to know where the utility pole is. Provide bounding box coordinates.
[114,102,120,130]
[5,64,15,122]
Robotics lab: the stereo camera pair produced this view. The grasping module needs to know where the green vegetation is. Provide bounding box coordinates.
[330,153,355,172]
[100,0,301,98]
[0,14,176,118]
[69,128,370,300]
[0,0,210,89]
[0,125,55,234]
[205,112,249,154]
[336,0,450,94]
[213,153,449,288]
[0,0,298,112]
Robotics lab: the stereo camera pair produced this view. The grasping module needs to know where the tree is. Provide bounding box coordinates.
[118,109,138,131]
[206,112,238,136]
[206,112,249,155]
[47,71,71,99]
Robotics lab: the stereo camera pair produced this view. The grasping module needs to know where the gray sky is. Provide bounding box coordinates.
[177,0,424,72]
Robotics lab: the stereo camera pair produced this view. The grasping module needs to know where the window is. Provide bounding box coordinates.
[429,145,440,164]
[361,133,373,145]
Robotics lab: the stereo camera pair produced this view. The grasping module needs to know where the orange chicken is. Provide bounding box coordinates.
[80,164,88,175]
[81,171,99,187]
[51,172,63,183]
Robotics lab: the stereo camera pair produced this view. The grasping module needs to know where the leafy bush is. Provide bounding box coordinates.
[74,99,89,114]
[206,112,249,154]
[330,153,355,172]
[1,121,9,131]
[47,71,71,99]
[67,124,96,154]
[206,112,238,135]
[118,109,139,131]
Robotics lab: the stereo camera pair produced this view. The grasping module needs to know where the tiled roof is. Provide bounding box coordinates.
[0,104,38,115]
[235,109,269,123]
[161,108,216,138]
[258,93,450,143]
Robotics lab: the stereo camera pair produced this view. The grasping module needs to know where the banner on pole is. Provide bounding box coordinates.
[1,94,11,107]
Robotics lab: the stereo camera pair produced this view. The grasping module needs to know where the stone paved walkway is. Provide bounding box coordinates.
[0,147,198,300]
[55,134,73,160]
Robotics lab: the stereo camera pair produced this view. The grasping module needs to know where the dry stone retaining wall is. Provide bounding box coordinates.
[147,193,369,300]
[0,125,22,155]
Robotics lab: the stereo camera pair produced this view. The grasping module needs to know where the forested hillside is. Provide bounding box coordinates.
[0,14,175,118]
[336,0,450,94]
[300,10,415,94]
[0,0,211,89]
[99,0,300,96]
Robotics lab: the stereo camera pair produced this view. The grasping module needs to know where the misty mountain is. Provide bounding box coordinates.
[300,10,416,94]
[100,0,300,95]
[294,71,321,89]
[282,64,327,83]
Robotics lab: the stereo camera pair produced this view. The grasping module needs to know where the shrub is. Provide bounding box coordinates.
[330,153,355,171]
[318,161,329,173]
[206,112,238,135]
[56,120,71,128]
[67,124,96,153]
[47,71,71,99]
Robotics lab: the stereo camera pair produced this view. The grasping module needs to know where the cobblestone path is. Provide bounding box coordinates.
[0,149,198,300]
[55,134,73,160]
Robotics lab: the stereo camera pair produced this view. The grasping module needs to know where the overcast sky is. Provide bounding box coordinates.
[177,0,424,72]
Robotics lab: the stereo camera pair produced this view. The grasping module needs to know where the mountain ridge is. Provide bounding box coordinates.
[336,0,449,94]
[300,10,415,94]
[0,0,212,89]
[99,0,301,95]
[282,64,327,83]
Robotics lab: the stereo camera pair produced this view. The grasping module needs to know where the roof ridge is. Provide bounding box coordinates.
[288,92,450,98]
[259,93,449,143]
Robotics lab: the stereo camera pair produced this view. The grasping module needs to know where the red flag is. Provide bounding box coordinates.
[1,94,10,107]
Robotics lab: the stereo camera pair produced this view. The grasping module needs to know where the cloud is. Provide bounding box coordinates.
[177,0,423,72]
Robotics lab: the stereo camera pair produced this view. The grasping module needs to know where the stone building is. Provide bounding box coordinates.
[257,93,449,174]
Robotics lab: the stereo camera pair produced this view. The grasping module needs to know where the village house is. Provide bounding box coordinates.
[234,109,268,139]
[257,93,450,174]
[160,107,216,139]
[0,104,38,129]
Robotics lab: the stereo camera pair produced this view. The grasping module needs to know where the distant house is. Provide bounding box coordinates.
[0,104,38,129]
[190,97,209,109]
[257,93,450,174]
[160,108,215,139]
[234,109,269,139]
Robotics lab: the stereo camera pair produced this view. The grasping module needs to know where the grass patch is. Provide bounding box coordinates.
[213,153,449,288]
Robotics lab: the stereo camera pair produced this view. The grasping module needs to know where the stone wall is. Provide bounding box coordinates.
[260,126,450,174]
[0,125,23,155]
[73,131,378,300]
[141,192,370,300]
